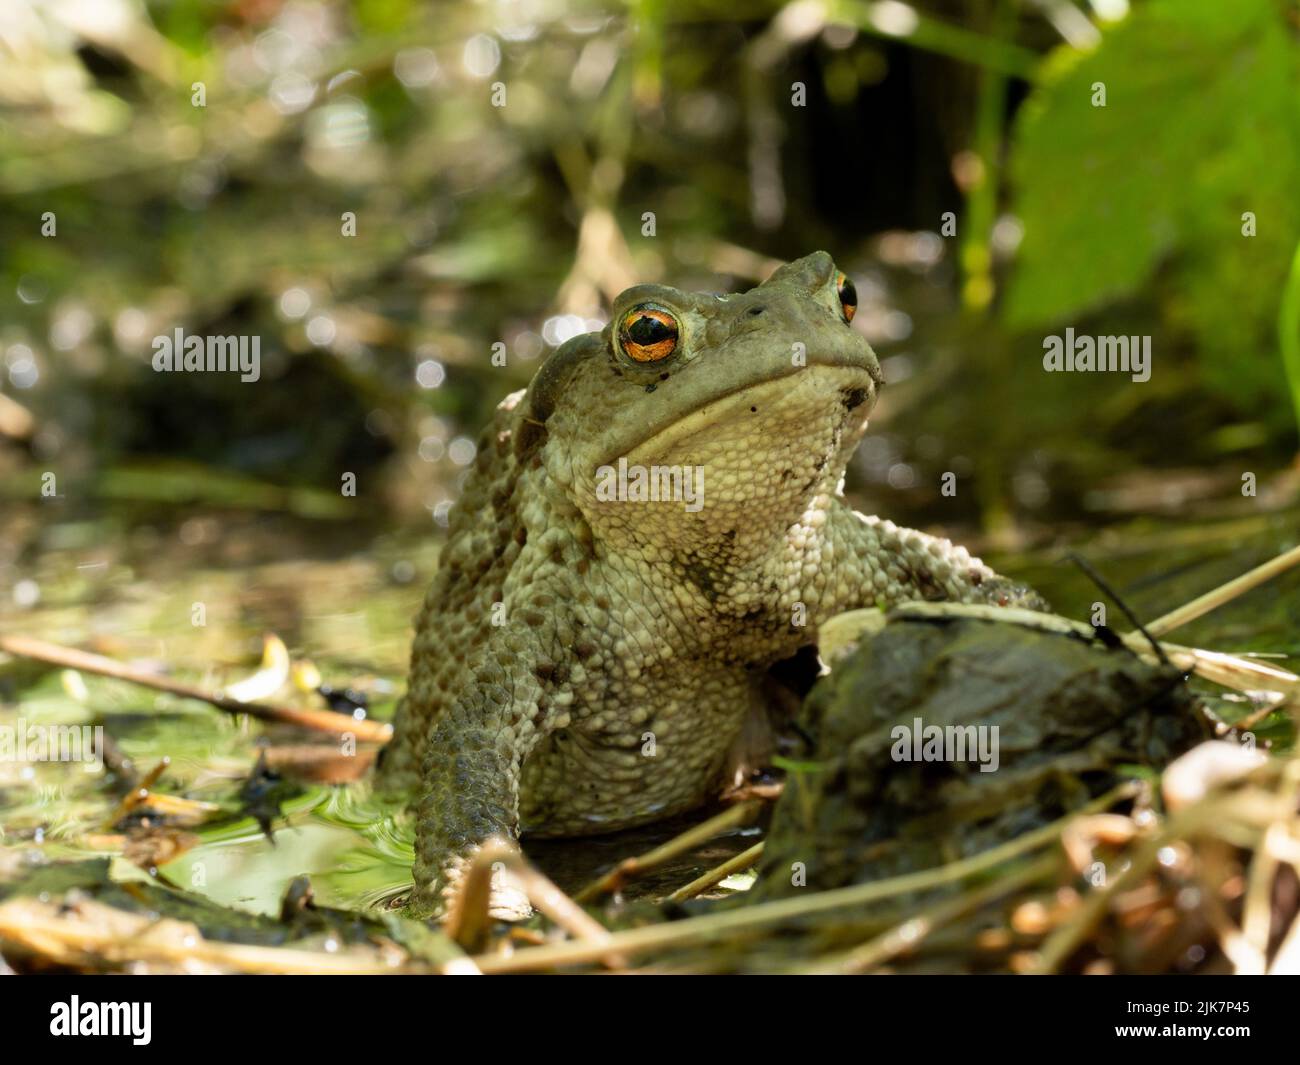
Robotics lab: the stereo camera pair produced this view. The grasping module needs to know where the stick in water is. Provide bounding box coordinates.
[0,634,392,743]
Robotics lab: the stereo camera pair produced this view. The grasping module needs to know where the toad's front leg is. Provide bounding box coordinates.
[822,501,1047,614]
[407,607,574,920]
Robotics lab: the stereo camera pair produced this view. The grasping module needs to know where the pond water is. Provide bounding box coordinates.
[1,500,1296,923]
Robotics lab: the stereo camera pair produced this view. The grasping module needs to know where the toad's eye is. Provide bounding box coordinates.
[835,271,857,323]
[618,306,679,363]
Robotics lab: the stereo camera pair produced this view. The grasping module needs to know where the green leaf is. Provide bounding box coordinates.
[1004,0,1300,419]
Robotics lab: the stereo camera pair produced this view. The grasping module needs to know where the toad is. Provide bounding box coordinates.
[376,251,1042,916]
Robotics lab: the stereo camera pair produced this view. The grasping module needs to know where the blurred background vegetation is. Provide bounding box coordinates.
[1,0,1299,622]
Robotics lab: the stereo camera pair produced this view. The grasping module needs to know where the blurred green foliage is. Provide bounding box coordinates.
[0,0,1297,539]
[1006,0,1300,428]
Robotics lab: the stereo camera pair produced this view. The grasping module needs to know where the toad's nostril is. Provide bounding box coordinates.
[747,305,765,317]
[841,387,869,411]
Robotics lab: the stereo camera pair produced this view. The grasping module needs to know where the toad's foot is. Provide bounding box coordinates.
[407,839,533,927]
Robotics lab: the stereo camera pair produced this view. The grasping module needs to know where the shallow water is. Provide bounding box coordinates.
[2,502,1296,923]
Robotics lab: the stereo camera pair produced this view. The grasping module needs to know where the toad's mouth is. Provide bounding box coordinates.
[613,362,879,469]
